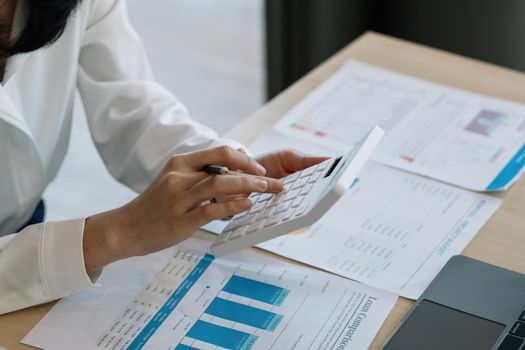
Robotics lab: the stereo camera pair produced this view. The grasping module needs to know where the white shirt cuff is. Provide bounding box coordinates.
[42,219,98,298]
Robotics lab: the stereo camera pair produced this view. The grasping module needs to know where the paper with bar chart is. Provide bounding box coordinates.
[274,59,525,191]
[22,239,397,350]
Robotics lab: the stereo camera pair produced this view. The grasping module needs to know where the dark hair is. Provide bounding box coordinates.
[1,0,82,56]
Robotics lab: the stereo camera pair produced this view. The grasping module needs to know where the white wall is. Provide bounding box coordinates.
[126,0,264,134]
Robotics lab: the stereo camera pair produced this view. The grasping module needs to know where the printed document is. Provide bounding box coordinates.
[23,239,397,350]
[257,162,501,299]
[249,132,502,299]
[275,60,525,191]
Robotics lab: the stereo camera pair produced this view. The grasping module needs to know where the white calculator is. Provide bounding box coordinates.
[210,125,385,257]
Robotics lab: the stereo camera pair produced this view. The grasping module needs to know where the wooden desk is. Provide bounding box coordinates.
[1,32,524,350]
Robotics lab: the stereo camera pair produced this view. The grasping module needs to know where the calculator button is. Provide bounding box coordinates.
[283,176,295,185]
[258,207,274,218]
[287,173,300,182]
[263,213,283,227]
[285,188,301,201]
[274,203,288,214]
[246,221,264,233]
[267,195,284,207]
[262,220,275,228]
[295,203,309,216]
[519,310,525,322]
[274,192,286,200]
[230,226,248,240]
[247,198,259,208]
[291,196,303,208]
[309,171,322,183]
[300,166,316,177]
[283,183,294,192]
[257,193,273,202]
[215,231,232,244]
[316,161,330,172]
[235,210,248,220]
[300,183,313,196]
[227,214,255,230]
[249,200,267,214]
[281,208,295,221]
[292,177,308,189]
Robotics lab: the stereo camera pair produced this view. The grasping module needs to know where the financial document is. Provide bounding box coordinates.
[275,60,525,191]
[257,162,501,299]
[23,239,397,350]
[244,129,502,299]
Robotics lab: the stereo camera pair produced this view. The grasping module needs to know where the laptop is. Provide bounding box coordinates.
[381,255,525,350]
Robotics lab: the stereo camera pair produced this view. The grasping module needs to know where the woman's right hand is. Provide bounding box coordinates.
[82,146,283,279]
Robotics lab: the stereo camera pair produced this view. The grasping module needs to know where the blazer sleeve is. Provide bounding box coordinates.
[0,219,96,314]
[77,0,245,193]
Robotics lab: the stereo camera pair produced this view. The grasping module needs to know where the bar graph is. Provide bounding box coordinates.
[187,320,258,350]
[181,275,289,349]
[222,275,289,306]
[205,297,283,331]
[175,345,199,350]
[98,251,294,350]
[127,254,215,350]
[92,244,393,350]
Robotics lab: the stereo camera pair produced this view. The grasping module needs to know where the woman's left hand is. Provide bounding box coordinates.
[255,149,330,179]
[212,149,329,203]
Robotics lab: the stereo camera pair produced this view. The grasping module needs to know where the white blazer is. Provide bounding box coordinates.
[0,0,242,314]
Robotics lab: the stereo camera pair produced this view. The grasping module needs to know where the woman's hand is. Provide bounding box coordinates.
[213,149,330,203]
[82,146,283,279]
[256,149,330,179]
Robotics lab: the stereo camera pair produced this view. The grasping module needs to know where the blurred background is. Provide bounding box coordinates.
[44,0,525,220]
[266,0,525,98]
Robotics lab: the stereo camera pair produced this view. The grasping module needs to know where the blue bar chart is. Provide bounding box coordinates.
[89,244,396,350]
[222,275,289,306]
[187,320,258,350]
[205,298,283,331]
[127,254,215,350]
[181,275,289,349]
[175,345,199,350]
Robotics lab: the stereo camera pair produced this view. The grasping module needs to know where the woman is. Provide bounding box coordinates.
[0,0,325,314]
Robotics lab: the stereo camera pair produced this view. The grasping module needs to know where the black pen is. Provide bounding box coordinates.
[203,164,235,221]
[203,164,230,175]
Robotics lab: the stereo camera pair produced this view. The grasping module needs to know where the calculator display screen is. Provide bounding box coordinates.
[324,156,342,178]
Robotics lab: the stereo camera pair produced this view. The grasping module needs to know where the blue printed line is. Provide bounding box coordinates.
[486,143,525,191]
[127,254,215,350]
